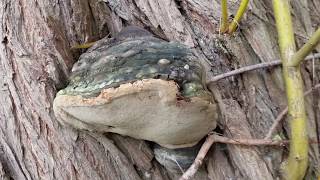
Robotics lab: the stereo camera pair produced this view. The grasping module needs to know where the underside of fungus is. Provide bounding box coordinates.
[54,79,218,148]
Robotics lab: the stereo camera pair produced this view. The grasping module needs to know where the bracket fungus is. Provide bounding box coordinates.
[53,26,219,149]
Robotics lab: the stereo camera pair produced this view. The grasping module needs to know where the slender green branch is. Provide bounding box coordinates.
[71,42,96,49]
[273,0,309,179]
[228,0,250,33]
[289,28,320,66]
[273,0,296,63]
[220,0,229,33]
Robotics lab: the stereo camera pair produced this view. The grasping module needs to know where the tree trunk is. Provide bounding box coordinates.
[0,0,319,179]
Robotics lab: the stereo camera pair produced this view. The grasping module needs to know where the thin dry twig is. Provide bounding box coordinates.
[207,53,320,84]
[180,133,320,180]
[264,83,320,139]
[179,135,215,180]
[179,133,287,180]
[264,107,288,139]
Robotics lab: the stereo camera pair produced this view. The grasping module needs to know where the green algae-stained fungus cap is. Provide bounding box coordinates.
[53,26,219,149]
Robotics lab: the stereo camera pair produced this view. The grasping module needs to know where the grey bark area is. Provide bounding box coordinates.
[0,0,319,180]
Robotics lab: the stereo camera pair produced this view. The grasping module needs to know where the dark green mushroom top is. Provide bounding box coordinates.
[58,27,208,98]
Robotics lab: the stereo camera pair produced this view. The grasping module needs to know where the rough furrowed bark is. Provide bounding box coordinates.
[0,0,319,180]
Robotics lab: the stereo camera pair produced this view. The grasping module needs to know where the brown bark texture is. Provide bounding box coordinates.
[0,0,319,179]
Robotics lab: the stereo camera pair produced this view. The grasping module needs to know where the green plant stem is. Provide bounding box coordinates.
[220,0,229,33]
[71,41,96,49]
[273,0,309,180]
[227,0,249,33]
[289,28,320,66]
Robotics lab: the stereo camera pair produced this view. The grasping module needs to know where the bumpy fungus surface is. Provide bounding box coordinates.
[54,27,218,148]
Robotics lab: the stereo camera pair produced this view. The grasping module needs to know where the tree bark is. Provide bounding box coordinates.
[0,0,319,179]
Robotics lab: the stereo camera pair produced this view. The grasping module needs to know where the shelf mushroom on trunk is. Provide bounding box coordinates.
[53,26,219,151]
